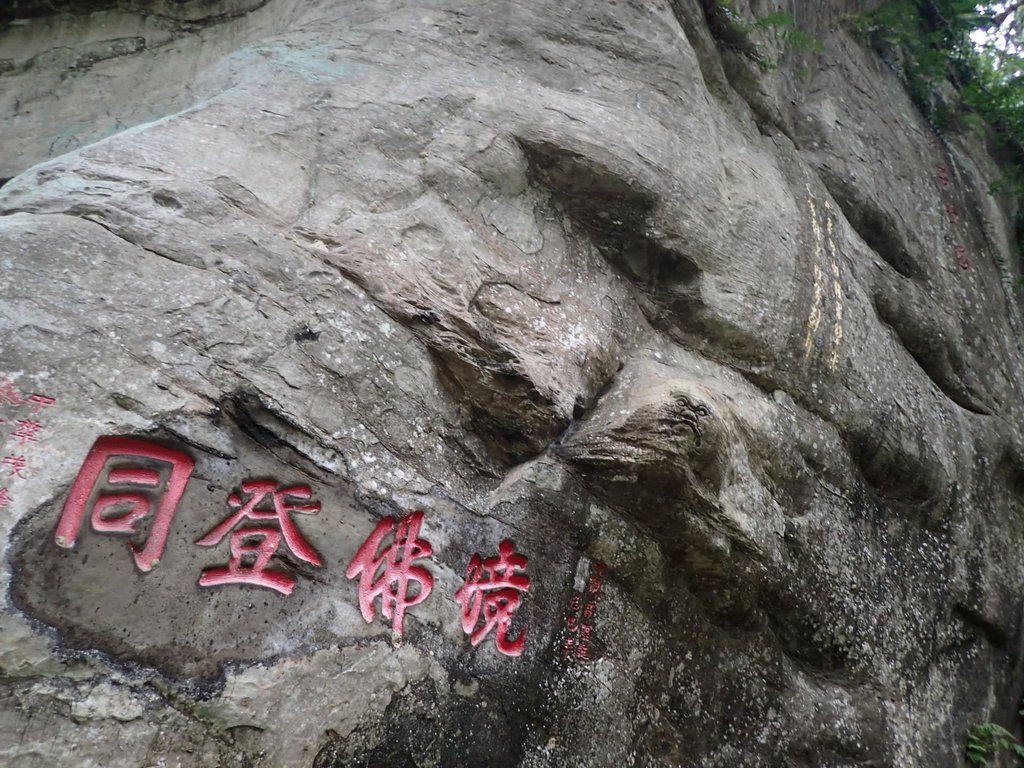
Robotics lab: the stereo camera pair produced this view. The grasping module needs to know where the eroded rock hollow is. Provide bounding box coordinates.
[2,0,1024,765]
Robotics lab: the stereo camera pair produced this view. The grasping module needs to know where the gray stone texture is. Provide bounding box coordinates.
[2,0,1024,765]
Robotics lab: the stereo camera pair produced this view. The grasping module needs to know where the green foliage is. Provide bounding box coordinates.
[712,2,823,67]
[966,722,1024,765]
[854,1,979,113]
[854,2,1024,148]
[855,2,1024,265]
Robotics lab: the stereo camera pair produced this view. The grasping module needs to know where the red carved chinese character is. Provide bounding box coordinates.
[2,454,27,479]
[575,642,591,661]
[569,593,582,611]
[455,539,530,657]
[54,436,195,571]
[10,420,42,446]
[587,574,603,595]
[936,164,951,188]
[346,510,433,636]
[196,480,322,595]
[954,245,968,268]
[0,380,22,406]
[26,394,56,413]
[928,135,940,150]
[0,487,10,508]
[583,600,597,619]
[945,202,961,225]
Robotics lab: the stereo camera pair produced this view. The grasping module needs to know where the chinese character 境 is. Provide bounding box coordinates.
[54,436,195,572]
[455,539,530,657]
[346,510,433,636]
[196,480,323,595]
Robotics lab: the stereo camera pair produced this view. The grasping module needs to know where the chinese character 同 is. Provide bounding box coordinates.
[455,539,530,656]
[346,510,433,636]
[54,436,195,571]
[196,480,323,595]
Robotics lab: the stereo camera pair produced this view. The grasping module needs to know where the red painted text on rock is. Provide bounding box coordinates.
[54,436,195,572]
[346,510,433,636]
[196,480,323,595]
[455,539,530,657]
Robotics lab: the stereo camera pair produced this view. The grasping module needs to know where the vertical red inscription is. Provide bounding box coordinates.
[0,487,10,508]
[346,510,433,636]
[936,164,951,189]
[455,539,530,657]
[196,480,323,595]
[945,202,961,225]
[54,436,195,572]
[561,561,606,663]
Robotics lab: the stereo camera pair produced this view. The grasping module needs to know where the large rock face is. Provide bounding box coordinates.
[2,1,1024,765]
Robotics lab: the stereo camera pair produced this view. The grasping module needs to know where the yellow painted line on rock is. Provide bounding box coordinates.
[804,194,825,360]
[825,202,844,372]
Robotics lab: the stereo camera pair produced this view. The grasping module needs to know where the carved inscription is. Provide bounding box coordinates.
[196,480,323,595]
[560,560,606,663]
[346,510,435,637]
[455,539,530,657]
[0,378,56,509]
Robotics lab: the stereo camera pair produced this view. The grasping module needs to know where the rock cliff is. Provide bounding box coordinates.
[2,1,1024,766]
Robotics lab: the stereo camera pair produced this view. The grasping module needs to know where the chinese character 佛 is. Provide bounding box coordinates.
[54,436,195,571]
[455,539,530,657]
[346,510,433,637]
[196,480,323,596]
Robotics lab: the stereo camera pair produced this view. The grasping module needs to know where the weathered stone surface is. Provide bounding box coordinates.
[2,0,1024,765]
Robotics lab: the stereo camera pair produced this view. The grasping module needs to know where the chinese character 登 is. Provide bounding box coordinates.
[54,436,195,571]
[2,454,27,479]
[346,510,433,636]
[455,539,530,657]
[10,419,42,446]
[196,480,323,595]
